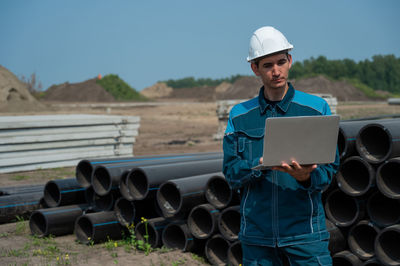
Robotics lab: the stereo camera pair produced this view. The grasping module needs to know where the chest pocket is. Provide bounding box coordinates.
[237,128,264,161]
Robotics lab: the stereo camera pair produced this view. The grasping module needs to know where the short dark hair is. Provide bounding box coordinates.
[252,50,290,68]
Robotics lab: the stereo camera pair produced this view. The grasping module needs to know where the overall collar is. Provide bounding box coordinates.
[259,82,294,114]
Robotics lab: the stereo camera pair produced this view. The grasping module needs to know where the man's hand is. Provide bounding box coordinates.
[271,160,317,182]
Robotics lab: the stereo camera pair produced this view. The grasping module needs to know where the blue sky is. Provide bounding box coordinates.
[1,0,399,91]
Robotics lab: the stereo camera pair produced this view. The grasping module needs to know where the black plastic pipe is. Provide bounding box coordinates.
[325,219,347,255]
[91,154,223,196]
[336,156,375,196]
[332,250,363,266]
[135,217,169,248]
[43,178,86,207]
[29,204,89,237]
[227,241,242,266]
[119,170,134,201]
[324,189,364,228]
[187,203,220,239]
[157,172,221,218]
[76,152,223,187]
[127,159,223,201]
[0,184,44,196]
[114,197,135,226]
[0,191,43,224]
[376,157,400,199]
[85,187,119,212]
[218,205,240,242]
[161,222,205,253]
[347,220,380,260]
[75,211,126,244]
[367,190,400,228]
[204,174,233,209]
[356,119,400,164]
[338,120,375,159]
[114,197,162,227]
[374,224,400,266]
[133,198,163,222]
[205,234,230,266]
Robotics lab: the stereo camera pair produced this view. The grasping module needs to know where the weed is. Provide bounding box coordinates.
[0,232,9,237]
[103,237,117,251]
[191,253,207,264]
[138,217,152,255]
[15,216,27,235]
[6,248,28,257]
[156,246,172,254]
[171,258,187,266]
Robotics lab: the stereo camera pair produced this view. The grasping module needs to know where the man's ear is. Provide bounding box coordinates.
[251,62,260,76]
[287,54,293,69]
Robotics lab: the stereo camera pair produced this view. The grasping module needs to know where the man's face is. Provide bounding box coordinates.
[251,53,292,91]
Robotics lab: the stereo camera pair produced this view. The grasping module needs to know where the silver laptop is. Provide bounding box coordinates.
[253,115,340,169]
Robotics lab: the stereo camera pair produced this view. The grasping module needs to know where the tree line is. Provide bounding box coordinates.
[161,54,400,96]
[290,54,400,94]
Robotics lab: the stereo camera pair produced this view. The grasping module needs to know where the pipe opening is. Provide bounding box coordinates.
[358,126,391,163]
[127,170,148,200]
[43,182,61,207]
[377,229,400,264]
[114,198,135,226]
[188,207,213,238]
[338,159,371,195]
[76,161,92,188]
[136,222,157,248]
[368,193,400,227]
[326,191,358,226]
[348,223,377,259]
[119,174,134,201]
[338,128,346,158]
[162,224,186,250]
[206,177,232,208]
[228,242,242,266]
[206,237,228,265]
[92,167,111,196]
[219,209,240,240]
[29,212,47,236]
[378,161,400,198]
[75,216,93,244]
[94,193,114,211]
[158,183,181,215]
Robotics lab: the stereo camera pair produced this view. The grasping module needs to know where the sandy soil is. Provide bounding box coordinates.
[1,100,400,265]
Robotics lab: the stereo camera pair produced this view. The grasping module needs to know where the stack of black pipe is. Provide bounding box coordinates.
[327,118,400,266]
[28,152,245,265]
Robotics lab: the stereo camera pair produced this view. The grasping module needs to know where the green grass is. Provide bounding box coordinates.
[96,74,148,102]
[12,175,30,181]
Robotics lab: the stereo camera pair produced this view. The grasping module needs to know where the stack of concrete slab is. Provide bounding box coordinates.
[0,114,140,173]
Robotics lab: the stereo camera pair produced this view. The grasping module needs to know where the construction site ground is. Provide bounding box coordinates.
[1,100,400,265]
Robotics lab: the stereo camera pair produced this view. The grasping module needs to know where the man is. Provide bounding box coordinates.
[222,26,339,265]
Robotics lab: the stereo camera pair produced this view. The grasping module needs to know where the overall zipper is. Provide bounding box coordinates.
[270,107,278,246]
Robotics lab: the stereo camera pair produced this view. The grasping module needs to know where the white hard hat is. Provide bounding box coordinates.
[247,26,293,62]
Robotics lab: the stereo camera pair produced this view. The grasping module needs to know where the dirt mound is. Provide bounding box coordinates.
[166,86,218,102]
[42,78,115,102]
[216,76,263,100]
[291,75,370,101]
[216,75,370,101]
[140,82,173,98]
[0,65,46,112]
